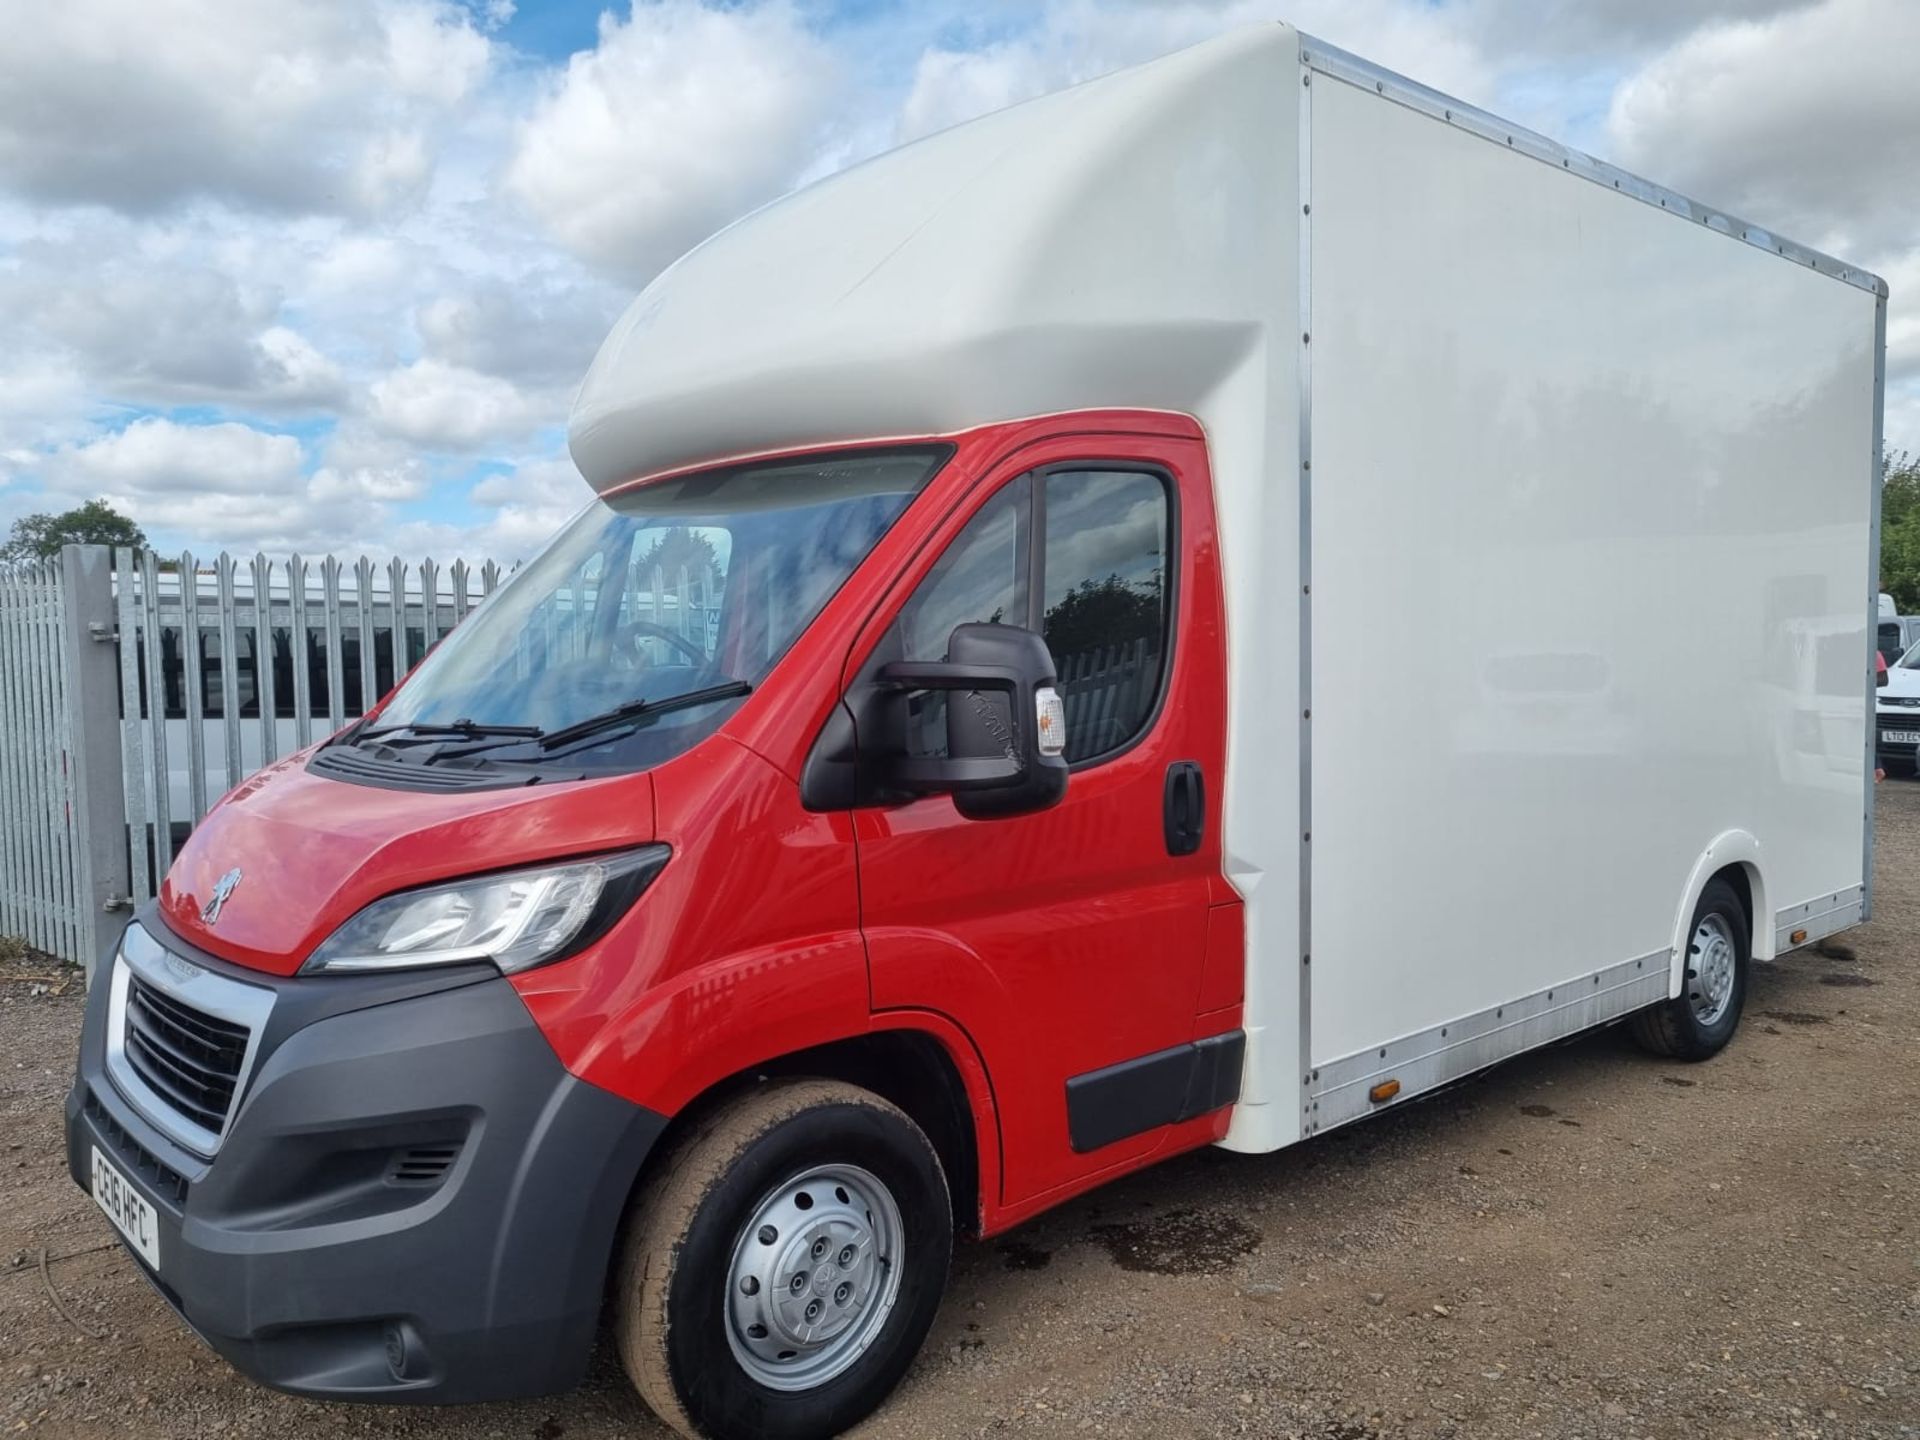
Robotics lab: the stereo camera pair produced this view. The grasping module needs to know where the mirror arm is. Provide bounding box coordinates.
[875,660,1024,692]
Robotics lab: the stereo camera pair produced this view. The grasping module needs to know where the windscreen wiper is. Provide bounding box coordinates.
[536,680,753,753]
[355,717,546,742]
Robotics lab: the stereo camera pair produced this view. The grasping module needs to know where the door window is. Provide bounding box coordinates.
[890,467,1171,765]
[1041,471,1170,762]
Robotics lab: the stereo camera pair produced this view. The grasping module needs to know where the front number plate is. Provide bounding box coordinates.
[1882,729,1920,746]
[90,1146,160,1270]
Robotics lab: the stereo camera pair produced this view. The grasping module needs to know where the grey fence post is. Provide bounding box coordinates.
[59,544,130,983]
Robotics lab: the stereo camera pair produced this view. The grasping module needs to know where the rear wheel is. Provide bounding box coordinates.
[615,1079,952,1440]
[1630,877,1749,1059]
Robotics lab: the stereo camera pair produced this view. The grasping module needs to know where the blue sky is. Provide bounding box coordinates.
[0,0,1912,564]
[497,0,607,56]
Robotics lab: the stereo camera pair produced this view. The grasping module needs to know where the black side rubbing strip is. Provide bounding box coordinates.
[1065,1029,1245,1153]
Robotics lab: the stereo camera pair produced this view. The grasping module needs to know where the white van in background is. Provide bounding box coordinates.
[1893,615,1920,657]
[1876,593,1903,668]
[1877,636,1920,774]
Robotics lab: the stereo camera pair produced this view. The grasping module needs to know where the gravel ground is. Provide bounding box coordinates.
[4,788,1917,1440]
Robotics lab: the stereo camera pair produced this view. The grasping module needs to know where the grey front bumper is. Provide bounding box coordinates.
[66,908,665,1403]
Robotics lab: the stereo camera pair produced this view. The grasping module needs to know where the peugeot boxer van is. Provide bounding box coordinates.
[67,24,1882,1440]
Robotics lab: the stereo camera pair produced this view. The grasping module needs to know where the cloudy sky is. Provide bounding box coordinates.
[0,0,1912,564]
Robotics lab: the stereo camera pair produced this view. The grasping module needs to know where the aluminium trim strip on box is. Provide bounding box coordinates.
[1297,35,1886,299]
[1304,950,1669,1135]
[1295,44,1316,1139]
[1773,884,1866,955]
[1865,292,1887,921]
[104,922,275,1159]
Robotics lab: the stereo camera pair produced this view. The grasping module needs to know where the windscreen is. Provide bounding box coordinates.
[357,446,949,773]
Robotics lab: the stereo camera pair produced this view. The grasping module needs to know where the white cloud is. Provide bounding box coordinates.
[256,328,348,403]
[351,130,435,214]
[367,358,549,449]
[308,424,433,505]
[385,3,491,104]
[415,276,625,386]
[0,236,345,410]
[16,416,500,556]
[26,417,333,550]
[307,233,412,296]
[0,0,491,217]
[0,359,91,463]
[41,417,305,499]
[1606,0,1920,253]
[504,0,840,281]
[319,450,589,563]
[1460,0,1810,62]
[462,454,592,559]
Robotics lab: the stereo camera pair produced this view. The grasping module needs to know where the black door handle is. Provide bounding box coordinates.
[1163,761,1205,856]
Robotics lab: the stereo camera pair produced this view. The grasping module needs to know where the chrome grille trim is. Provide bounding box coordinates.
[104,922,275,1159]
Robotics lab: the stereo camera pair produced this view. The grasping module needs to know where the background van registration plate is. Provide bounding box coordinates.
[90,1146,160,1269]
[1882,729,1920,746]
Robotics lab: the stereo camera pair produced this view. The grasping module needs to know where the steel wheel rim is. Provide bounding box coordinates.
[724,1163,904,1392]
[1686,912,1737,1026]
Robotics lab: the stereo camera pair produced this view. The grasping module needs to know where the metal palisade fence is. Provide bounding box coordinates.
[0,544,504,978]
[0,556,85,963]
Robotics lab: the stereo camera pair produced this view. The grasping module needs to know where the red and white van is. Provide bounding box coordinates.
[67,24,1882,1440]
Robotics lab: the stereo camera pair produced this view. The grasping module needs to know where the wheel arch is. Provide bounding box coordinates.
[1668,831,1770,1000]
[625,1017,998,1242]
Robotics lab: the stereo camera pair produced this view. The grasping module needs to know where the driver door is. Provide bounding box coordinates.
[851,427,1230,1207]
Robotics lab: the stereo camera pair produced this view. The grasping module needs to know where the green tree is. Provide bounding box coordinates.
[1883,450,1920,613]
[1042,571,1163,659]
[1,499,148,567]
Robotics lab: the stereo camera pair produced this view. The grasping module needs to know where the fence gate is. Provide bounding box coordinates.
[0,551,107,965]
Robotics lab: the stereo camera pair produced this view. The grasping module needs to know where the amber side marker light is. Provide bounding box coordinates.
[1369,1079,1401,1104]
[1790,928,1809,945]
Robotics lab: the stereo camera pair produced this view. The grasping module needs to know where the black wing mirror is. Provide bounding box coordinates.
[876,623,1068,819]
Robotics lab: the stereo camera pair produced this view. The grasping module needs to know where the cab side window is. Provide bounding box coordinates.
[889,467,1171,765]
[1041,470,1170,762]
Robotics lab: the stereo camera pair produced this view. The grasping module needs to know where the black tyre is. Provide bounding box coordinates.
[1630,877,1749,1060]
[616,1079,952,1440]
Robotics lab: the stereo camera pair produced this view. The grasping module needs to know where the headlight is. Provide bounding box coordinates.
[302,845,669,976]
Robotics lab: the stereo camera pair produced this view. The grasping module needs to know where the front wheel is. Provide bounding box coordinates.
[615,1079,952,1440]
[1630,876,1749,1060]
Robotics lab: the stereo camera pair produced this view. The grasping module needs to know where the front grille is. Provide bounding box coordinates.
[123,972,250,1138]
[1882,696,1920,709]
